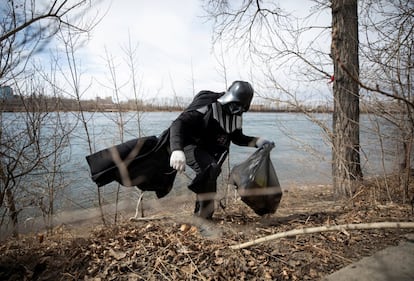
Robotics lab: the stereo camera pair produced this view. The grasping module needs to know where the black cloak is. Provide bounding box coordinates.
[185,90,223,111]
[85,130,175,198]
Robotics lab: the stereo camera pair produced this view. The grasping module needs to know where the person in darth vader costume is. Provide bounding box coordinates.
[168,80,272,219]
[86,80,272,219]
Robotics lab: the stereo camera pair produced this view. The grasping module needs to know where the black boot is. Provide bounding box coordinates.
[194,195,215,219]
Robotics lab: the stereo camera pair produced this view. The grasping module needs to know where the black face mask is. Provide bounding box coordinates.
[225,103,244,115]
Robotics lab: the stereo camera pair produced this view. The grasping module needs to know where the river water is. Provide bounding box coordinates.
[1,111,400,213]
[54,111,399,211]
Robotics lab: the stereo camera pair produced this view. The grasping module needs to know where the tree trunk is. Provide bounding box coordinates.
[6,188,18,237]
[331,0,362,197]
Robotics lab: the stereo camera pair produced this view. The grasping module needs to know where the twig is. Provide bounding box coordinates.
[129,215,169,222]
[129,191,145,221]
[311,245,354,263]
[349,188,365,202]
[230,222,414,249]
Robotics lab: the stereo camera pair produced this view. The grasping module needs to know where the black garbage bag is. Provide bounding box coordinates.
[229,143,282,216]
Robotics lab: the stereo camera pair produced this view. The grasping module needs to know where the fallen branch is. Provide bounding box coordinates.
[129,191,145,221]
[129,215,169,222]
[230,222,414,250]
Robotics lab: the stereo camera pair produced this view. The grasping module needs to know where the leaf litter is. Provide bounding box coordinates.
[0,180,413,281]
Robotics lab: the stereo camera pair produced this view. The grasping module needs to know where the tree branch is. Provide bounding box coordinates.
[230,222,414,249]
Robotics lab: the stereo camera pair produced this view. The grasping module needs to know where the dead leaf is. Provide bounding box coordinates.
[109,248,127,260]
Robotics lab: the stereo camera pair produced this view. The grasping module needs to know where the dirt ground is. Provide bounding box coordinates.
[1,180,413,281]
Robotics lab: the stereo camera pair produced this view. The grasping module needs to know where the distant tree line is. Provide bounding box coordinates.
[0,88,405,114]
[0,91,334,112]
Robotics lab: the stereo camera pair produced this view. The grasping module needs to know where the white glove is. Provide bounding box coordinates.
[170,150,186,172]
[256,137,274,148]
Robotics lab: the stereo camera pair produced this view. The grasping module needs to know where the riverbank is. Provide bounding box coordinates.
[1,182,413,280]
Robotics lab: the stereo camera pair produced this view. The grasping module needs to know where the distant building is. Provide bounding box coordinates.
[96,96,113,105]
[0,86,13,100]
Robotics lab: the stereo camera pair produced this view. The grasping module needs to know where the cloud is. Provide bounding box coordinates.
[77,0,227,101]
[43,0,331,103]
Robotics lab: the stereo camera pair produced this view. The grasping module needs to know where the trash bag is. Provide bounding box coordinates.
[229,143,282,216]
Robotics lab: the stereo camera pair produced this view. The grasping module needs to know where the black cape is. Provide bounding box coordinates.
[85,130,175,198]
[184,90,223,112]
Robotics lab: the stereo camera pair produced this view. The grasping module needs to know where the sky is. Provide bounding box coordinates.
[51,0,332,103]
[78,0,229,101]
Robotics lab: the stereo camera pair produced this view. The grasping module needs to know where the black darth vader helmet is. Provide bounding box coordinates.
[217,81,254,114]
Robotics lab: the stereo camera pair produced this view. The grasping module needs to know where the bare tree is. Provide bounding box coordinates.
[0,0,100,236]
[122,34,145,138]
[96,41,149,223]
[203,1,362,197]
[358,0,414,201]
[0,0,99,83]
[44,27,109,225]
[330,0,362,196]
[122,36,147,218]
[0,77,71,236]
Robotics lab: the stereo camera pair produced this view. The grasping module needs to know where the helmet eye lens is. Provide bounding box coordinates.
[227,103,244,115]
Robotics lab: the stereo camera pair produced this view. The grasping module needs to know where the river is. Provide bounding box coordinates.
[1,111,399,213]
[54,111,398,210]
